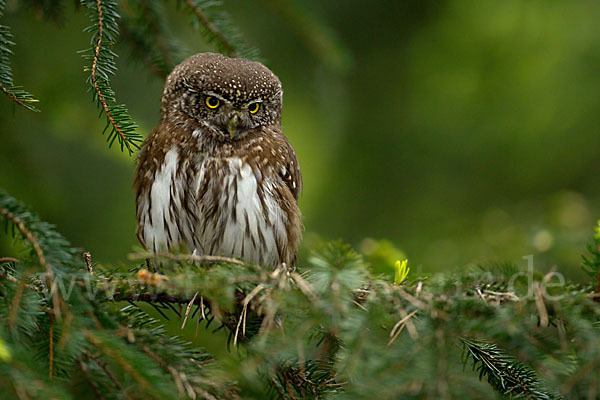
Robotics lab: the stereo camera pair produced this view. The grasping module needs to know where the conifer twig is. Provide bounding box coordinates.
[582,221,600,302]
[8,273,26,328]
[595,241,600,298]
[533,282,549,327]
[0,209,50,278]
[0,85,39,111]
[461,338,559,399]
[181,291,198,329]
[179,0,258,60]
[387,309,418,346]
[78,360,107,400]
[113,291,201,305]
[83,350,122,390]
[234,284,264,345]
[128,251,244,265]
[81,0,141,153]
[0,208,60,377]
[84,330,153,394]
[119,0,181,79]
[49,313,54,378]
[0,208,61,320]
[0,0,40,112]
[183,0,236,57]
[92,0,126,147]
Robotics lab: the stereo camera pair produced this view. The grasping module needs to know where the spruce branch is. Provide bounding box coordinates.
[581,219,600,300]
[0,193,86,383]
[8,269,27,327]
[128,251,245,265]
[183,0,235,56]
[0,207,62,323]
[0,0,40,111]
[78,359,107,400]
[119,0,185,79]
[0,208,52,279]
[84,329,154,394]
[180,0,258,60]
[4,188,600,397]
[82,349,122,390]
[461,338,560,399]
[24,0,66,23]
[81,0,142,154]
[0,84,40,111]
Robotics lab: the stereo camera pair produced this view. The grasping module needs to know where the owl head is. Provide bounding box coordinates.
[161,53,283,141]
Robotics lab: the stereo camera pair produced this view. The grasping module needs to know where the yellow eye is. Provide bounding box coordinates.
[248,102,260,114]
[205,96,220,109]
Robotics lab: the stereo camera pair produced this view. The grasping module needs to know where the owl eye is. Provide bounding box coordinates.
[205,96,220,109]
[248,102,261,114]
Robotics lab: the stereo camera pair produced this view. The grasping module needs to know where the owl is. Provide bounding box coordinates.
[134,53,302,266]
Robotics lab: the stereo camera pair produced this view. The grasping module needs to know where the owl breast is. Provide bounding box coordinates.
[138,147,294,266]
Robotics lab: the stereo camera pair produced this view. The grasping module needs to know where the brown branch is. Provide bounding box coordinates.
[0,270,42,292]
[464,341,534,399]
[139,345,202,399]
[0,85,39,111]
[561,354,600,393]
[113,291,244,338]
[49,314,54,378]
[0,209,49,274]
[84,330,154,396]
[0,207,66,379]
[117,0,175,79]
[138,1,174,72]
[78,360,107,400]
[183,0,237,57]
[83,350,122,390]
[113,291,201,305]
[0,257,19,264]
[0,208,62,320]
[118,25,164,78]
[387,309,418,347]
[8,275,26,328]
[128,251,244,265]
[127,328,223,399]
[90,0,128,146]
[181,292,198,329]
[595,243,600,302]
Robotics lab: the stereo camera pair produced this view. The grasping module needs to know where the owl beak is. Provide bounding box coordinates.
[227,113,241,139]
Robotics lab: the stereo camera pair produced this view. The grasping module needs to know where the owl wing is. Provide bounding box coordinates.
[280,140,302,202]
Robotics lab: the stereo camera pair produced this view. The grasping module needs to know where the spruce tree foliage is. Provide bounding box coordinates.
[178,0,259,61]
[581,220,600,295]
[0,0,39,112]
[0,0,350,153]
[80,0,143,154]
[461,338,560,399]
[0,0,265,154]
[1,1,600,398]
[1,186,600,398]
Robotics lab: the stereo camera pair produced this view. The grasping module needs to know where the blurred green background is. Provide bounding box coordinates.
[2,0,600,280]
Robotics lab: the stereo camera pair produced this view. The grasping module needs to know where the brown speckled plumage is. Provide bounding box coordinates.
[134,53,302,266]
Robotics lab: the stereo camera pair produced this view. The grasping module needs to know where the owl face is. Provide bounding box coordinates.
[162,53,283,142]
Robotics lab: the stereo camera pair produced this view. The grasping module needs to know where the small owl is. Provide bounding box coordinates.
[134,53,302,266]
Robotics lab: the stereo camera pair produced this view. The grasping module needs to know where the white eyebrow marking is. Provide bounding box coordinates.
[203,91,231,103]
